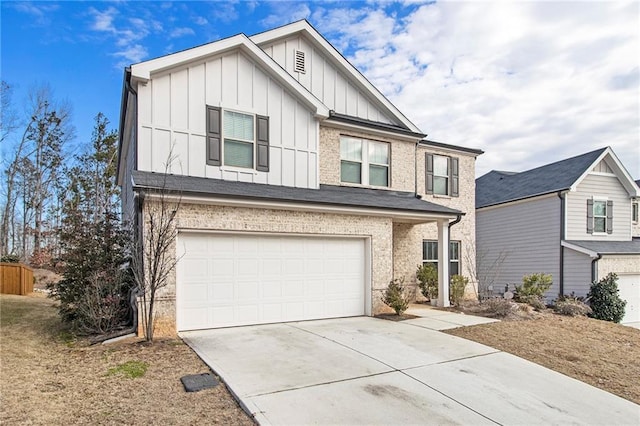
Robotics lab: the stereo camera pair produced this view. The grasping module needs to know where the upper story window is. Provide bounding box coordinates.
[587,198,613,234]
[340,137,389,187]
[206,106,270,171]
[633,202,638,223]
[426,154,459,197]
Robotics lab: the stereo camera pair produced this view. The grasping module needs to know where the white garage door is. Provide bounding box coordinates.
[618,274,640,324]
[176,233,366,331]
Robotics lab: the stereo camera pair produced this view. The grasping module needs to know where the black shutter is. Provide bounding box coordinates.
[206,106,221,166]
[606,200,613,234]
[451,157,459,197]
[256,115,269,172]
[425,153,434,194]
[586,199,593,234]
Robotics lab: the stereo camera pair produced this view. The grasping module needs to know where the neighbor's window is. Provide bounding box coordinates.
[593,200,607,233]
[422,240,460,276]
[633,202,638,223]
[223,110,254,168]
[340,137,389,187]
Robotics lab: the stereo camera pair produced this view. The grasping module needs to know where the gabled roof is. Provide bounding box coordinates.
[476,147,640,209]
[129,33,329,119]
[250,20,422,134]
[132,170,461,218]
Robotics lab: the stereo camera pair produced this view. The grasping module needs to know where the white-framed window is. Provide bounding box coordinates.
[223,110,254,168]
[593,200,607,233]
[587,197,612,234]
[340,136,389,187]
[426,154,459,197]
[422,240,461,276]
[206,106,269,171]
[433,155,449,195]
[633,202,638,223]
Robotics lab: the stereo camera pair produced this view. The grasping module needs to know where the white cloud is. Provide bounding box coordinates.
[112,44,148,63]
[314,1,640,177]
[194,16,208,26]
[170,27,196,39]
[260,3,311,28]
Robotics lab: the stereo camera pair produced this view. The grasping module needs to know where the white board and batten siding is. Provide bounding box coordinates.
[260,35,395,125]
[176,233,367,331]
[476,196,561,298]
[565,172,633,241]
[136,50,319,189]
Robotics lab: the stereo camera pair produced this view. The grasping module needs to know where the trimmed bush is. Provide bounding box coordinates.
[587,273,626,323]
[416,264,438,300]
[449,275,469,306]
[383,277,410,315]
[515,273,553,299]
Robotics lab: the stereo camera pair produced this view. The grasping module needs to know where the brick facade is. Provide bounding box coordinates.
[142,130,480,337]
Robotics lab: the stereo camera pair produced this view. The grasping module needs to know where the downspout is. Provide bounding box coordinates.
[414,140,420,198]
[448,214,462,230]
[591,253,602,283]
[557,191,565,296]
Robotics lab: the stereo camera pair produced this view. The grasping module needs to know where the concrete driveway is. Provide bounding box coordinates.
[182,317,639,425]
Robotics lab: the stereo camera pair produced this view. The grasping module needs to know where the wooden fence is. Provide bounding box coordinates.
[0,263,34,295]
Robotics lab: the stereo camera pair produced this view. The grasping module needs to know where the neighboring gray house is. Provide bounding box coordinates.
[476,147,640,325]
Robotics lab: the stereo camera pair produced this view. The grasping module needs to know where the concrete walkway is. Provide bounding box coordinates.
[182,313,639,425]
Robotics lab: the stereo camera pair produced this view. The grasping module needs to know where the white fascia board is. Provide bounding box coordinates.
[130,34,329,119]
[250,21,422,134]
[320,119,422,143]
[561,241,600,258]
[571,147,640,196]
[143,193,458,223]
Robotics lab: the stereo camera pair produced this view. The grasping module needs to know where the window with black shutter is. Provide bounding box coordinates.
[426,153,459,196]
[205,106,269,171]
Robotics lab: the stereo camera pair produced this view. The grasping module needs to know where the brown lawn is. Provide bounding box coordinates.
[445,311,640,405]
[0,294,254,425]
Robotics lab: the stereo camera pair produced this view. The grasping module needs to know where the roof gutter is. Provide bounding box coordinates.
[557,191,565,296]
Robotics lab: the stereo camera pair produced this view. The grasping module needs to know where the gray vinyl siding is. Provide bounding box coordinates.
[565,173,632,241]
[563,248,592,298]
[476,195,561,299]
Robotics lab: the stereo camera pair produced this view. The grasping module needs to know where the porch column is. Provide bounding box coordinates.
[437,219,450,307]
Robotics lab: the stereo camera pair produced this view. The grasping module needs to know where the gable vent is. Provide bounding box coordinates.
[294,49,306,74]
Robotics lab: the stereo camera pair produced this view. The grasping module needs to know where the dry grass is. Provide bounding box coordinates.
[446,311,640,405]
[0,294,254,425]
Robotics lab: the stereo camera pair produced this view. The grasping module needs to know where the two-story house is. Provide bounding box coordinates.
[476,147,640,325]
[117,20,483,336]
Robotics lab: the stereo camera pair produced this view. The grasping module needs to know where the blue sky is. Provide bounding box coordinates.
[2,1,639,178]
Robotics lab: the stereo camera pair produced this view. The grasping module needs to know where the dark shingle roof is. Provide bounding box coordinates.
[565,239,640,255]
[476,148,607,208]
[132,170,462,216]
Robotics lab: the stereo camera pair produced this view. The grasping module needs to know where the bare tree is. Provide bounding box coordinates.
[464,241,508,300]
[131,154,181,341]
[1,84,75,260]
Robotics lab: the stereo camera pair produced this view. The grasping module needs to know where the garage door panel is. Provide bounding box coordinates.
[177,234,366,331]
[617,275,639,324]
